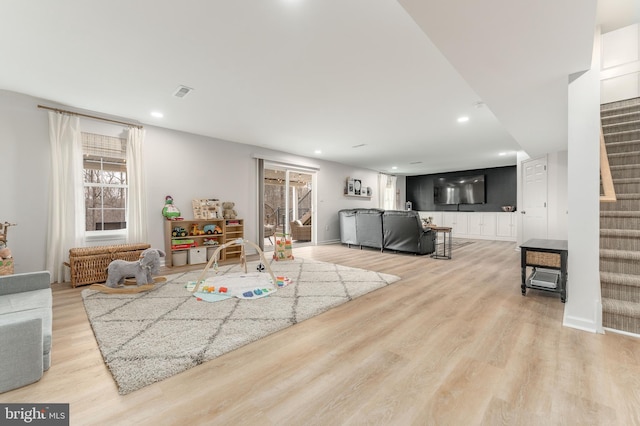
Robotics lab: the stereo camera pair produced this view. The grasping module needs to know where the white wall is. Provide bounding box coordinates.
[547,150,569,240]
[0,90,381,275]
[600,23,640,104]
[0,91,50,273]
[564,29,602,333]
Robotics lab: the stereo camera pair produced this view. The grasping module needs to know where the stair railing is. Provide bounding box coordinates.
[600,125,617,203]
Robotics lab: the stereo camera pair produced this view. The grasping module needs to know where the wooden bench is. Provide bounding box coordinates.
[64,243,150,287]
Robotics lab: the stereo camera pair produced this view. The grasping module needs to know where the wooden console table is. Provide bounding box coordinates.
[520,239,568,303]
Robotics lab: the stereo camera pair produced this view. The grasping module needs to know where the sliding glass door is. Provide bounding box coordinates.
[260,161,314,250]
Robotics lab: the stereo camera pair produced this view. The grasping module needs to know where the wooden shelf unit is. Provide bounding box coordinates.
[223,219,244,260]
[163,218,244,267]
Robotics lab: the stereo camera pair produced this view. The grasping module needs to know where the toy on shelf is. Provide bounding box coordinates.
[162,195,182,220]
[203,224,222,235]
[192,199,221,219]
[222,201,238,219]
[172,226,188,237]
[171,239,195,250]
[203,238,219,246]
[190,224,205,236]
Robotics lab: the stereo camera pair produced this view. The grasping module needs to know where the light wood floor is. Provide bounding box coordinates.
[3,241,640,425]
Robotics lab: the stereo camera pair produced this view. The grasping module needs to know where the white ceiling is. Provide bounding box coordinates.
[0,1,636,175]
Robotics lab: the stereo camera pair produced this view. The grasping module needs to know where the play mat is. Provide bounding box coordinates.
[187,238,292,302]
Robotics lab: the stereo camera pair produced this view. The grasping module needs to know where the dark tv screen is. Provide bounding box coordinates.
[434,175,485,205]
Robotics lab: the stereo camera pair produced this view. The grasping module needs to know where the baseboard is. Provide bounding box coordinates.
[318,239,340,245]
[603,327,640,339]
[563,313,599,333]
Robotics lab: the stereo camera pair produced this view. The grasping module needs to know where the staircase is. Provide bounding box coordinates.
[600,97,640,334]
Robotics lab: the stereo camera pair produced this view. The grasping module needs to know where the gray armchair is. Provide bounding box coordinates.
[355,209,384,250]
[0,271,52,393]
[382,210,435,255]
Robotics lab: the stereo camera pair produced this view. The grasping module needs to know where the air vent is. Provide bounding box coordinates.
[352,143,367,148]
[409,161,423,165]
[173,85,194,98]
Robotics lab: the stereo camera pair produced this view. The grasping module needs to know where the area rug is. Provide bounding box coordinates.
[81,258,400,395]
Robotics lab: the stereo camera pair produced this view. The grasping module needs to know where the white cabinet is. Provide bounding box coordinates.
[420,211,516,241]
[467,213,497,237]
[442,212,468,236]
[496,212,517,240]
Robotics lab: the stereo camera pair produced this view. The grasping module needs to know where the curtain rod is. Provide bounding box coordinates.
[37,105,143,129]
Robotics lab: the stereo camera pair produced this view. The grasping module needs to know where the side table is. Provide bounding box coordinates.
[429,226,452,259]
[520,239,568,302]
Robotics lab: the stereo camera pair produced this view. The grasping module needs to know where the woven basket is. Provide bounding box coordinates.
[66,243,150,287]
[0,258,14,276]
[526,251,561,268]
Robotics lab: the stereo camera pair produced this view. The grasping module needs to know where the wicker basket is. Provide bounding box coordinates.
[0,258,14,276]
[65,243,150,287]
[525,251,561,268]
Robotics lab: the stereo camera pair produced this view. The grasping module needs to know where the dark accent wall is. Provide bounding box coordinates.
[406,165,516,212]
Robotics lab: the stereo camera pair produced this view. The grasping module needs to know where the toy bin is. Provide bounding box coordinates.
[188,247,207,265]
[206,246,218,261]
[173,251,187,267]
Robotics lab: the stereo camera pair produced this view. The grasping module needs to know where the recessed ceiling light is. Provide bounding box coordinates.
[499,152,507,156]
[457,116,469,123]
[151,111,163,118]
[314,149,322,155]
[391,166,398,170]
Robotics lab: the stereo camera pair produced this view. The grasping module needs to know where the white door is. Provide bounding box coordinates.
[521,156,548,242]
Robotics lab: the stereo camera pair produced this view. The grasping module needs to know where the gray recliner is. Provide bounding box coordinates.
[382,210,435,255]
[355,209,384,250]
[339,209,358,247]
[0,271,52,393]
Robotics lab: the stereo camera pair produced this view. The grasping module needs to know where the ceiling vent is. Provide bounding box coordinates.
[173,85,194,98]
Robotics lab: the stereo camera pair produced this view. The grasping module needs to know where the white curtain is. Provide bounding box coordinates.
[126,127,148,243]
[378,173,397,210]
[46,112,84,283]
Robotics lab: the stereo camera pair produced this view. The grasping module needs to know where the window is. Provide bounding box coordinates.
[82,132,127,232]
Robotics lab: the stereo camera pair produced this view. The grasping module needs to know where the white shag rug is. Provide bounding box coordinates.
[81,257,401,395]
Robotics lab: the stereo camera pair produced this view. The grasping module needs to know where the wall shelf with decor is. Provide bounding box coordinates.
[163,218,243,267]
[344,177,371,198]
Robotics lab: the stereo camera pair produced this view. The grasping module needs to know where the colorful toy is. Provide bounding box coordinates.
[172,226,187,237]
[188,239,292,302]
[162,195,182,220]
[203,224,222,235]
[273,234,294,261]
[190,224,205,236]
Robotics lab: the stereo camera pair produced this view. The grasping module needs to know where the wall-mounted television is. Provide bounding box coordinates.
[434,175,485,205]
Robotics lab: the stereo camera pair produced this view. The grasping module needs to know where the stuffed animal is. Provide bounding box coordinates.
[105,248,166,287]
[0,241,11,259]
[162,195,181,220]
[222,201,237,219]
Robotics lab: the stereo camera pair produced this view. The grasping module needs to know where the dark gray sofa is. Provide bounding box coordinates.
[338,209,435,255]
[382,210,435,255]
